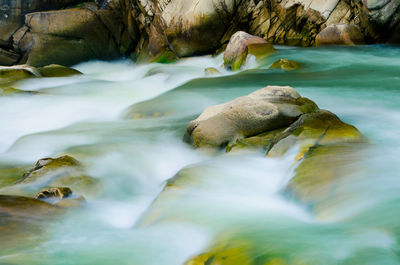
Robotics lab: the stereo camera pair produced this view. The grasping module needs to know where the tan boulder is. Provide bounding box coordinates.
[315,24,365,46]
[223,31,275,71]
[185,85,318,148]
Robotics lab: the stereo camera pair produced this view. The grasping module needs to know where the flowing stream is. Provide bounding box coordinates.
[1,45,400,265]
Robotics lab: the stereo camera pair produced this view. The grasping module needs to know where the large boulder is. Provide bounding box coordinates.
[0,0,81,47]
[161,0,237,57]
[18,5,122,66]
[315,23,365,45]
[184,86,318,148]
[223,31,275,71]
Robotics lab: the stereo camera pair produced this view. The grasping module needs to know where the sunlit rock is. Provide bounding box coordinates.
[223,31,275,71]
[269,59,301,71]
[185,86,318,148]
[315,24,365,46]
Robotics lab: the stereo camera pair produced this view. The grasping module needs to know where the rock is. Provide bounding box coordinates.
[0,48,20,66]
[0,195,63,252]
[6,155,102,199]
[19,5,121,67]
[54,196,86,208]
[269,59,301,71]
[267,110,364,159]
[285,142,366,218]
[315,24,365,46]
[38,64,82,77]
[223,31,275,71]
[204,67,221,76]
[35,187,73,201]
[0,0,82,46]
[160,0,236,57]
[185,85,318,148]
[0,65,40,88]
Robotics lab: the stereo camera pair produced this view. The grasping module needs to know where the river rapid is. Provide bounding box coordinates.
[1,45,400,265]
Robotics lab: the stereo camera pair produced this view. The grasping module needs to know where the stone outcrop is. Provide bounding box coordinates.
[0,0,399,67]
[315,23,365,45]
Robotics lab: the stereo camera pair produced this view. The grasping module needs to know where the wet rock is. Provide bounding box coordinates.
[38,64,82,77]
[35,187,73,201]
[185,85,318,148]
[269,59,301,71]
[223,31,275,71]
[315,24,365,46]
[0,195,63,253]
[6,155,102,199]
[204,67,221,76]
[267,110,364,159]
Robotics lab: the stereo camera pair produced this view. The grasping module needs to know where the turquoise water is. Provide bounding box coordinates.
[1,45,400,264]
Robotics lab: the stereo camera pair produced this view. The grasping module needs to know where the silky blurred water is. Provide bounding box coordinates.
[1,46,400,264]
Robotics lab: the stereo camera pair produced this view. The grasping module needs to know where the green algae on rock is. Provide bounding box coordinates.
[269,59,301,71]
[223,31,275,71]
[2,155,101,199]
[38,64,82,77]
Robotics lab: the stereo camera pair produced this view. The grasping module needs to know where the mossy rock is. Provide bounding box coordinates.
[285,142,366,218]
[2,155,101,199]
[0,164,31,188]
[269,59,301,71]
[0,87,37,96]
[0,65,39,86]
[205,67,221,76]
[267,110,364,160]
[38,64,82,77]
[224,31,275,71]
[185,241,254,265]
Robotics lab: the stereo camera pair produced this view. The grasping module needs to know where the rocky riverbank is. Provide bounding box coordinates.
[0,0,399,67]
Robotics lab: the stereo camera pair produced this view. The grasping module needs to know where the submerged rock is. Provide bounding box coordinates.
[185,85,318,148]
[315,24,365,46]
[223,31,275,71]
[269,59,301,71]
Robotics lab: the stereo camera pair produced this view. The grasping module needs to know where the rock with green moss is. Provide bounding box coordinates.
[223,31,275,71]
[2,155,101,199]
[38,64,82,77]
[204,67,221,76]
[267,110,364,160]
[0,65,40,83]
[185,85,318,148]
[269,59,301,71]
